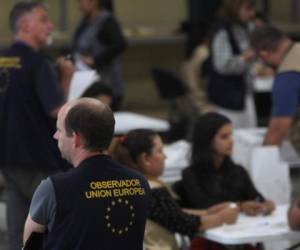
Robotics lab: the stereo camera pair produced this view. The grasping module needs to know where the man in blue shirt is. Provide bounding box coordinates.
[251,26,300,152]
[0,2,73,250]
[23,98,150,250]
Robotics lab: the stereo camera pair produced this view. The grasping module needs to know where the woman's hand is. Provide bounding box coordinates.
[206,202,232,214]
[240,201,263,216]
[261,200,275,215]
[218,207,239,224]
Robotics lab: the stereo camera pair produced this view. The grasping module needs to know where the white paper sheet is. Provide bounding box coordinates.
[67,70,100,101]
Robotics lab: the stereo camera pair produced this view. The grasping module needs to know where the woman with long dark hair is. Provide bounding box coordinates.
[182,112,274,212]
[180,112,274,250]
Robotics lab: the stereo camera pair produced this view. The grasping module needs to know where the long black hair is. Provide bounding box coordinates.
[191,112,232,176]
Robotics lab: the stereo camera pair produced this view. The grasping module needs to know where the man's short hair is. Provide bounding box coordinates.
[251,26,287,52]
[9,2,45,33]
[64,101,115,152]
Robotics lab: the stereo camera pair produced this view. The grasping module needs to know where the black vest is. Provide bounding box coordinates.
[0,42,68,170]
[207,23,246,110]
[45,155,150,250]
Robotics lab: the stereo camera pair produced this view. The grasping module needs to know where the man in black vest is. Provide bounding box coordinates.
[23,98,150,250]
[0,2,73,250]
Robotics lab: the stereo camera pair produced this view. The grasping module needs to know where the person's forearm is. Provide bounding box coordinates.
[263,127,286,145]
[23,215,46,244]
[288,204,300,230]
[199,213,222,230]
[212,31,247,75]
[183,208,207,217]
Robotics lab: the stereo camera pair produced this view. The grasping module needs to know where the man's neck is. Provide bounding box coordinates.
[14,34,40,51]
[73,150,106,167]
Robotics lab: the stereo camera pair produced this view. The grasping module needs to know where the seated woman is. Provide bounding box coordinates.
[110,129,238,250]
[179,112,275,249]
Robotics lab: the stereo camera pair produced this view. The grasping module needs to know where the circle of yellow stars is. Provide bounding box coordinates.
[105,199,135,235]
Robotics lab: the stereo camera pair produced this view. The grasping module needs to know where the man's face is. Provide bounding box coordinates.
[24,6,54,47]
[258,49,282,68]
[78,0,96,14]
[53,108,73,163]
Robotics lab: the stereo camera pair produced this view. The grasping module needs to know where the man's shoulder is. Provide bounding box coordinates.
[0,42,47,68]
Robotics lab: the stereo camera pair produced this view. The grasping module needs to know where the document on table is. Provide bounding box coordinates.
[203,204,299,245]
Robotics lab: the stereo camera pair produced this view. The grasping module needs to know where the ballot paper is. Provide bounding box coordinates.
[203,204,300,245]
[67,70,100,101]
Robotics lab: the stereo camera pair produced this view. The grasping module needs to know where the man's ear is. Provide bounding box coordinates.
[72,132,82,148]
[18,16,31,34]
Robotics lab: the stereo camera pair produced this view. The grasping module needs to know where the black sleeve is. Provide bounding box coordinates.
[35,56,64,115]
[181,168,220,209]
[148,187,200,237]
[94,17,127,67]
[237,166,265,202]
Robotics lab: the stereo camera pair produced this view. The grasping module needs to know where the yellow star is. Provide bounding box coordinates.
[118,198,122,203]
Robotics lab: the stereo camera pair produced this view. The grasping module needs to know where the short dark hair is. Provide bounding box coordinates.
[64,101,115,152]
[9,2,45,33]
[81,81,113,98]
[251,26,287,52]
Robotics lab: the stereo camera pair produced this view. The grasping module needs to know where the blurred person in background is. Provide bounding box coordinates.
[207,0,257,128]
[0,2,73,250]
[251,26,300,154]
[72,0,127,111]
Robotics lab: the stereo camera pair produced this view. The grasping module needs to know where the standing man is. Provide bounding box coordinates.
[251,26,300,152]
[23,98,150,250]
[0,2,73,250]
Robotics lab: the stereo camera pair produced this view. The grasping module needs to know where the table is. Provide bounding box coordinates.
[203,204,300,245]
[113,111,170,135]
